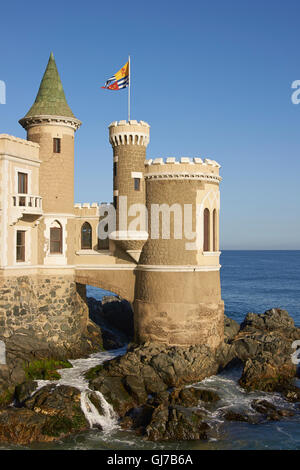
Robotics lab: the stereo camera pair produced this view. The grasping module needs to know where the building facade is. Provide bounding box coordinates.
[0,53,224,352]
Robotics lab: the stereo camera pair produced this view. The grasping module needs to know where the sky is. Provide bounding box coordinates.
[1,0,300,249]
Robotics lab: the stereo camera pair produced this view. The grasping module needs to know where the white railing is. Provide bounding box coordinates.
[12,194,43,211]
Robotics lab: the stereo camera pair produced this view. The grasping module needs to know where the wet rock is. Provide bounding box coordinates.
[251,399,276,414]
[0,384,88,445]
[233,309,300,394]
[24,385,88,430]
[89,375,136,417]
[123,375,148,405]
[224,316,240,343]
[14,380,37,405]
[0,408,50,445]
[223,410,256,423]
[171,387,220,407]
[146,404,210,441]
[88,296,134,340]
[240,309,296,333]
[239,353,297,392]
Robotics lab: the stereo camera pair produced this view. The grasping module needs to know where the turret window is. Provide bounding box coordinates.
[203,208,210,252]
[134,178,140,191]
[213,209,217,252]
[53,138,61,153]
[113,162,117,177]
[50,221,62,254]
[81,222,92,249]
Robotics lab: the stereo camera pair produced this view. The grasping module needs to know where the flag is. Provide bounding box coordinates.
[102,61,129,90]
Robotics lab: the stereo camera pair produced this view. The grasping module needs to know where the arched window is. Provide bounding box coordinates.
[50,220,62,254]
[203,208,210,252]
[213,209,217,252]
[81,222,92,249]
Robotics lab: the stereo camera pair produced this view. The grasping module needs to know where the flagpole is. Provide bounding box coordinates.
[128,55,131,121]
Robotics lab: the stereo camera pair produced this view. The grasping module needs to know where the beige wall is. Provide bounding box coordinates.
[27,124,75,214]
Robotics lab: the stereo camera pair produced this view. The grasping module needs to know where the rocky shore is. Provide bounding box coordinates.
[0,301,299,445]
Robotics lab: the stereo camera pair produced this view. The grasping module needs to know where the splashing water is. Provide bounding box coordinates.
[35,346,127,433]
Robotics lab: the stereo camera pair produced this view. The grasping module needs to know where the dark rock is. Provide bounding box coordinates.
[239,353,297,392]
[223,410,255,423]
[224,315,240,343]
[146,404,210,441]
[0,408,50,445]
[24,384,87,429]
[251,399,276,414]
[88,296,134,341]
[171,387,220,407]
[89,375,136,417]
[14,380,37,405]
[123,375,148,405]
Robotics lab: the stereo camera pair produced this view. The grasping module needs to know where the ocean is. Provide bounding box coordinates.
[1,250,299,450]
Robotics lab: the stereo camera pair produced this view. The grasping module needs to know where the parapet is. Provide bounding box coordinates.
[144,157,222,182]
[0,134,40,162]
[74,202,113,217]
[109,120,150,147]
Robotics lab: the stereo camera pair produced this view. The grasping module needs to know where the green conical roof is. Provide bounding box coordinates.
[24,52,75,118]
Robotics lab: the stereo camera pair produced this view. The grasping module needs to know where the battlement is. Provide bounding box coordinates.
[74,202,113,217]
[144,157,222,182]
[109,120,150,147]
[0,133,40,161]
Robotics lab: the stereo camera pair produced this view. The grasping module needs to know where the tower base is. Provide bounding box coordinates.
[134,270,224,349]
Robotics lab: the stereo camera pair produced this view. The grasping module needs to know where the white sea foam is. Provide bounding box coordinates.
[34,346,127,432]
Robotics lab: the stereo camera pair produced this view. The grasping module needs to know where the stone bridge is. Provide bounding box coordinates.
[75,265,136,302]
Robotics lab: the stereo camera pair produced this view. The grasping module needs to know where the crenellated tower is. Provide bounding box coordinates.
[108,120,150,261]
[134,157,224,349]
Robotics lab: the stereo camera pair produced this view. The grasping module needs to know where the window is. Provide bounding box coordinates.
[53,138,61,153]
[203,208,210,252]
[18,172,28,194]
[81,222,92,249]
[113,162,117,177]
[113,196,117,209]
[213,209,217,252]
[16,231,25,262]
[50,221,62,254]
[134,178,140,191]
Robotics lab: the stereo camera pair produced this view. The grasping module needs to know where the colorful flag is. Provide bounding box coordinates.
[102,61,129,90]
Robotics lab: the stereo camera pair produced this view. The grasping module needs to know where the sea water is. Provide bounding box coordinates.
[1,251,299,450]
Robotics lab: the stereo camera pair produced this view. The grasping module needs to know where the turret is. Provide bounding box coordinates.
[108,120,150,260]
[134,156,224,349]
[19,52,81,214]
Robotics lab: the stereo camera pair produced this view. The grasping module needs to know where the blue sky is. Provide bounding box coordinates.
[1,0,300,249]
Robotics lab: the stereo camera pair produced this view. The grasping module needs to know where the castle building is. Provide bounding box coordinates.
[0,53,224,354]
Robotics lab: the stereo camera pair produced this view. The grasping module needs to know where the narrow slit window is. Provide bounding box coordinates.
[53,138,61,153]
[113,196,118,209]
[203,208,210,252]
[113,162,117,177]
[16,231,25,262]
[134,178,140,191]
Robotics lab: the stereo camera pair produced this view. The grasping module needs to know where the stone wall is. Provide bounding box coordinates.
[0,274,89,356]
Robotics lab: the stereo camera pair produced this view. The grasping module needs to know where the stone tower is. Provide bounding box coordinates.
[134,157,224,349]
[108,120,150,261]
[19,52,81,215]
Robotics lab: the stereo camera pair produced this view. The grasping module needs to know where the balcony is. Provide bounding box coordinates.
[12,194,43,219]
